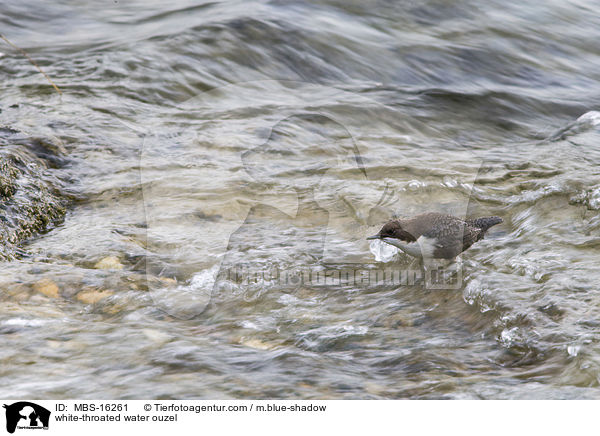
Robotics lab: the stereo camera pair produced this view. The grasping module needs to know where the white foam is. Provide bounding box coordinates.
[589,186,600,210]
[189,264,220,291]
[3,318,48,327]
[500,327,519,346]
[369,239,399,262]
[567,345,581,357]
[576,111,600,126]
[150,265,218,318]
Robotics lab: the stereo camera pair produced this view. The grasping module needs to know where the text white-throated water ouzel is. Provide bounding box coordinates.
[367,212,502,259]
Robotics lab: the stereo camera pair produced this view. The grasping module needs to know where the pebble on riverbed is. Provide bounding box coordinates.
[76,288,114,304]
[33,279,59,298]
[94,256,124,270]
[142,329,172,344]
[239,338,278,350]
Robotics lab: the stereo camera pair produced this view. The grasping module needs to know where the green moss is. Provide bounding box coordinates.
[0,132,66,260]
[0,157,18,198]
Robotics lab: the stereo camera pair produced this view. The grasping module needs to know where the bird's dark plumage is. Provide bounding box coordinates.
[367,212,502,259]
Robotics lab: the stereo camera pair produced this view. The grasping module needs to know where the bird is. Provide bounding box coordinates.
[367,212,502,260]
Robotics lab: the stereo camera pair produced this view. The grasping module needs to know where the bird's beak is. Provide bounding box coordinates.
[366,234,380,240]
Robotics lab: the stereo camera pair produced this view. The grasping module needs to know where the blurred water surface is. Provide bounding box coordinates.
[1,0,600,398]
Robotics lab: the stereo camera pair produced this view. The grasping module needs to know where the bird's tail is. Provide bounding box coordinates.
[467,216,503,233]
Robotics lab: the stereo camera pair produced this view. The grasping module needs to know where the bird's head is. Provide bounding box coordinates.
[367,220,415,242]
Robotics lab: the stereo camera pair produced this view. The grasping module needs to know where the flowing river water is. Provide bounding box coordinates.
[1,0,600,399]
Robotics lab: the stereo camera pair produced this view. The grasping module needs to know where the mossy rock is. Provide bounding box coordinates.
[0,128,66,260]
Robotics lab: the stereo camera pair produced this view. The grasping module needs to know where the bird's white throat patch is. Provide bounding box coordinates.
[380,235,438,258]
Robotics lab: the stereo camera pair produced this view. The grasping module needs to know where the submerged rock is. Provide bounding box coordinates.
[0,127,66,260]
[33,279,60,298]
[94,256,124,270]
[76,288,114,304]
[0,128,65,261]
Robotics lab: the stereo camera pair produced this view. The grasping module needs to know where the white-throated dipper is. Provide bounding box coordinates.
[367,212,502,259]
